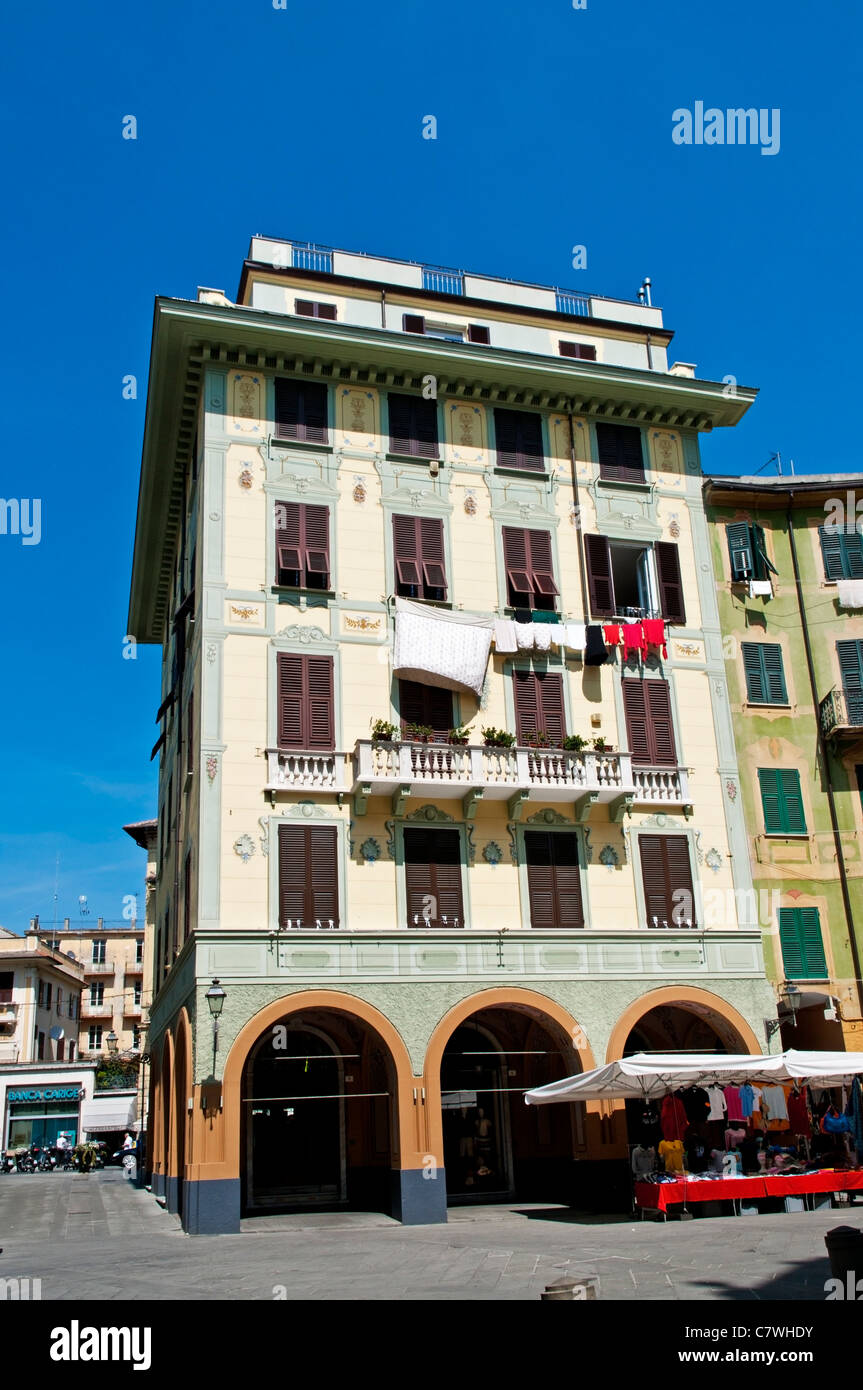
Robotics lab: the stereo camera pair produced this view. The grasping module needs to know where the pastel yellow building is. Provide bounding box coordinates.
[130,240,777,1232]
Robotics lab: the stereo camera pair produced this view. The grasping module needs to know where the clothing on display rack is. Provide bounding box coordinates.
[684,1133,709,1174]
[678,1086,711,1124]
[658,1139,685,1174]
[660,1093,688,1140]
[631,1145,657,1177]
[723,1085,744,1122]
[787,1088,811,1137]
[705,1085,727,1122]
[639,1102,661,1142]
[761,1084,789,1127]
[725,1126,746,1150]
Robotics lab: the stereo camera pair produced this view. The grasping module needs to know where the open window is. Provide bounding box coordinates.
[726,522,778,582]
[584,536,685,622]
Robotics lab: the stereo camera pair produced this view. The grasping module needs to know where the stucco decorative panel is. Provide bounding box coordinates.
[228,373,263,435]
[337,387,378,448]
[225,602,264,626]
[649,430,683,480]
[448,403,486,464]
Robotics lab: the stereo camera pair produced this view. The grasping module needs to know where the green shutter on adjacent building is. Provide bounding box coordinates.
[779,908,828,979]
[758,768,806,834]
[819,526,863,580]
[741,643,788,704]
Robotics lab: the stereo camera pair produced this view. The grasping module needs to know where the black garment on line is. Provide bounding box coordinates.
[584,624,608,665]
[513,608,532,624]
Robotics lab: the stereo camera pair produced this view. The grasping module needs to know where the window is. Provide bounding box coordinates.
[388,393,439,459]
[494,409,545,472]
[392,514,447,600]
[134,981,142,1006]
[274,379,329,444]
[68,1041,75,1061]
[819,525,863,581]
[596,422,645,484]
[37,981,44,1007]
[183,854,192,941]
[402,313,485,342]
[513,668,566,745]
[56,988,62,1014]
[295,298,337,320]
[837,640,863,724]
[742,643,788,704]
[584,536,685,623]
[37,1031,45,1060]
[186,692,194,773]
[639,835,696,927]
[57,1039,64,1061]
[274,501,330,589]
[525,832,585,928]
[779,908,828,979]
[467,324,490,345]
[68,996,77,1019]
[502,527,559,611]
[277,653,335,750]
[403,828,464,928]
[0,972,12,1005]
[90,983,104,1006]
[88,1025,102,1051]
[135,939,143,964]
[622,679,677,765]
[92,939,106,964]
[278,824,339,929]
[132,1027,141,1049]
[726,521,777,582]
[758,768,807,834]
[399,680,453,741]
[559,341,596,360]
[44,983,52,1009]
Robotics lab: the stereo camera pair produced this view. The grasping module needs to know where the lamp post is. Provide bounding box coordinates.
[106,1030,119,1054]
[765,982,802,1042]
[205,978,226,1076]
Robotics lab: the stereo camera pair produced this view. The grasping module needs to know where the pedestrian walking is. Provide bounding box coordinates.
[122,1131,137,1182]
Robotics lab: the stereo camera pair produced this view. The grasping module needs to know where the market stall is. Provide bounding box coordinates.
[525,1050,863,1219]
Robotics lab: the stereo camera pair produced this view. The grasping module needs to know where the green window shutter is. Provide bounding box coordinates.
[758,768,806,834]
[751,524,778,578]
[779,908,827,979]
[820,526,847,580]
[727,522,754,580]
[744,643,787,704]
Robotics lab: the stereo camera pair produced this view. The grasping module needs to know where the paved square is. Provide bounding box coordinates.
[0,1171,859,1301]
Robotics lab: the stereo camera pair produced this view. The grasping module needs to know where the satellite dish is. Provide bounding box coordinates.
[49,1026,65,1041]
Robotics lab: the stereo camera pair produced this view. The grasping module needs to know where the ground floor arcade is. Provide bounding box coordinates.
[146,981,768,1233]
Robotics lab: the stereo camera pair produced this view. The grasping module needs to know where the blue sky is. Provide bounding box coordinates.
[0,0,859,931]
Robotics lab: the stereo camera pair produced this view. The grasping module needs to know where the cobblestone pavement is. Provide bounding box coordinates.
[1,1170,859,1301]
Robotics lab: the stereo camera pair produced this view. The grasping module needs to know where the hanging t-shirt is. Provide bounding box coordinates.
[679,1086,711,1124]
[660,1094,689,1140]
[639,1104,661,1141]
[706,1086,726,1121]
[631,1145,657,1177]
[685,1136,709,1174]
[761,1085,789,1125]
[658,1140,685,1174]
[739,1083,756,1119]
[724,1086,744,1122]
[787,1091,810,1136]
[725,1127,746,1150]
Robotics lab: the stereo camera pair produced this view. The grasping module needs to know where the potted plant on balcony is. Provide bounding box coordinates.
[405,722,434,743]
[371,718,398,743]
[481,726,515,748]
[448,725,472,745]
[562,734,588,752]
[592,736,615,753]
[526,729,557,749]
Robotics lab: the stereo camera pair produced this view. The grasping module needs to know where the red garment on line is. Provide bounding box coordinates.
[623,623,647,661]
[660,1094,688,1140]
[642,618,668,658]
[603,624,622,647]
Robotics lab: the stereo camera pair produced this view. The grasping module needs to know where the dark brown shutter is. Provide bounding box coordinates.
[514,670,565,744]
[393,515,447,597]
[300,382,328,444]
[502,526,532,604]
[399,680,453,739]
[559,342,597,360]
[275,380,300,439]
[525,832,584,928]
[646,680,677,763]
[584,534,615,616]
[308,826,339,926]
[303,504,330,588]
[404,828,463,926]
[419,517,447,595]
[275,380,328,444]
[295,299,315,316]
[467,324,490,344]
[527,530,559,597]
[655,542,686,624]
[393,514,421,590]
[277,653,304,746]
[596,422,645,483]
[403,314,425,334]
[405,859,434,926]
[639,834,694,927]
[622,680,651,763]
[388,393,438,458]
[278,824,308,926]
[275,500,302,584]
[494,408,544,471]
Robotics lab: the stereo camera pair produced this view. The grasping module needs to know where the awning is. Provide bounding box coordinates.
[524,1049,863,1106]
[80,1097,137,1133]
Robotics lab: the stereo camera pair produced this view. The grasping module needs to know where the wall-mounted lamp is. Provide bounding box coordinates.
[765,981,802,1040]
[205,978,226,1075]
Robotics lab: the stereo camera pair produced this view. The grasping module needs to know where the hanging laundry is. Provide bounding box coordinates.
[393,598,493,697]
[748,579,773,598]
[513,608,533,624]
[532,624,552,654]
[642,618,668,658]
[531,610,560,624]
[836,579,863,610]
[493,619,518,654]
[584,625,608,666]
[622,622,647,662]
[515,622,535,651]
[602,623,623,648]
[564,622,586,653]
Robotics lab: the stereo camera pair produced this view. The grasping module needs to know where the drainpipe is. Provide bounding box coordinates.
[381,289,386,329]
[785,492,863,1018]
[566,404,591,625]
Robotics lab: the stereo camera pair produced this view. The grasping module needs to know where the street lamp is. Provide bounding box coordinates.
[106,1030,119,1054]
[205,978,226,1075]
[765,982,802,1041]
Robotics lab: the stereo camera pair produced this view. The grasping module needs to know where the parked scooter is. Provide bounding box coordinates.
[0,1151,15,1173]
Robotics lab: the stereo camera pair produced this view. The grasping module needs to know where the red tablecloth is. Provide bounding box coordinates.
[635,1171,863,1213]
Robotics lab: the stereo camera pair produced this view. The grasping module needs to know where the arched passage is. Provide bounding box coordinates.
[606,986,761,1062]
[157,1031,174,1201]
[424,989,593,1208]
[170,1010,192,1219]
[220,991,417,1220]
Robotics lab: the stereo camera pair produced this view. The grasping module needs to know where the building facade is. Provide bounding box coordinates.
[130,239,777,1232]
[0,928,83,1065]
[705,474,863,1052]
[31,918,146,1059]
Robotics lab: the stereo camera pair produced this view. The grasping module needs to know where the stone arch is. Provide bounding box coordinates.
[606,985,762,1062]
[168,1009,192,1216]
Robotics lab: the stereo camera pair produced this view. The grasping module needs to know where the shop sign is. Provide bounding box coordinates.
[7,1087,83,1103]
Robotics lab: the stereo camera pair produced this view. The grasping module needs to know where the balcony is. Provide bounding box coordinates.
[84,960,115,975]
[351,740,690,815]
[265,749,351,793]
[123,1002,143,1017]
[0,1002,17,1027]
[820,687,863,742]
[81,1002,112,1018]
[123,960,144,977]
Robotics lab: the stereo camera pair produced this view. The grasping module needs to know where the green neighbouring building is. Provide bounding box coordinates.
[705,473,863,1052]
